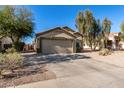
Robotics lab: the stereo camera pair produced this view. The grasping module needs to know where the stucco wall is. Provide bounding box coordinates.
[37,29,75,39]
[119,41,124,49]
[1,37,12,50]
[108,36,116,49]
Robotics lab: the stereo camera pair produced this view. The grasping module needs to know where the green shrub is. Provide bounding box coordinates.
[99,48,111,56]
[5,52,24,70]
[0,52,24,71]
[14,42,25,51]
[5,48,17,53]
[0,53,6,63]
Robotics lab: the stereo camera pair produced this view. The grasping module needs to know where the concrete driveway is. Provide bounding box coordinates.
[18,52,124,88]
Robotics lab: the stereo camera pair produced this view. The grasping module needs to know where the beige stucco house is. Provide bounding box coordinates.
[107,32,124,50]
[107,32,120,50]
[83,32,124,50]
[35,26,82,54]
[0,37,12,52]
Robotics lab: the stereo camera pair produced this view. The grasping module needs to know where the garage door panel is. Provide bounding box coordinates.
[41,39,73,54]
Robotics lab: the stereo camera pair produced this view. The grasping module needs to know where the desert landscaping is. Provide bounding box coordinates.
[15,51,124,88]
[1,5,124,88]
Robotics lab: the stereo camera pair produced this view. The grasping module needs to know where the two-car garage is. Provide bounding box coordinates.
[35,27,81,54]
[41,39,74,54]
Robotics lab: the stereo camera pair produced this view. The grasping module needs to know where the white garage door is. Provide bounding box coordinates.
[41,39,73,54]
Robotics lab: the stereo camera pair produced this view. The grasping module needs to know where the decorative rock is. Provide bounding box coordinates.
[1,70,12,76]
[0,75,3,79]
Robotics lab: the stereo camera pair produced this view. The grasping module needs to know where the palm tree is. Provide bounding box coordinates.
[75,11,86,51]
[101,18,111,48]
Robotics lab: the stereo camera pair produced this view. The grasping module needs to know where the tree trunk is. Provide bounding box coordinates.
[90,45,93,51]
[105,38,108,48]
[10,36,20,51]
[101,38,105,49]
[93,45,96,51]
[89,41,93,51]
[93,41,98,51]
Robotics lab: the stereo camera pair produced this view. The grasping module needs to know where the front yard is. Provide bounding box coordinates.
[1,51,124,87]
[15,51,124,88]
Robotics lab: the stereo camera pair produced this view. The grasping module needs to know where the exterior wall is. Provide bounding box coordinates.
[37,29,74,39]
[119,41,124,49]
[83,44,99,50]
[41,39,74,54]
[108,36,116,49]
[73,39,76,53]
[0,37,12,51]
[76,36,82,41]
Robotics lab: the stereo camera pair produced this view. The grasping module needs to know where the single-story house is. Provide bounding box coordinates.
[35,26,124,54]
[0,37,12,52]
[35,26,82,54]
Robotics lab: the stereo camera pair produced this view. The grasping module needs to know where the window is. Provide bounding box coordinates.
[4,44,12,49]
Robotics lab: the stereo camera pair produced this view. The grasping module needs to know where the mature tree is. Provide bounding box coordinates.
[0,6,34,51]
[92,19,102,50]
[76,10,103,51]
[75,11,86,50]
[85,10,102,50]
[101,18,111,48]
[85,10,94,50]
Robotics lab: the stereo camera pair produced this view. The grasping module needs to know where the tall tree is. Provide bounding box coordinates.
[85,10,94,50]
[75,11,86,50]
[85,10,102,50]
[0,6,34,51]
[75,10,103,51]
[92,19,102,50]
[101,18,111,48]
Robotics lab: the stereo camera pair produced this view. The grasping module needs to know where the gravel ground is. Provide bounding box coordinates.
[0,64,56,88]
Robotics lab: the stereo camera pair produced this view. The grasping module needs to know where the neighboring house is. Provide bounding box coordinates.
[119,41,124,50]
[23,44,35,52]
[0,37,12,52]
[35,26,82,54]
[107,32,121,50]
[107,32,119,50]
[81,32,124,50]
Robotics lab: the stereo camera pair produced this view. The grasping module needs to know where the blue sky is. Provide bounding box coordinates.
[24,5,124,44]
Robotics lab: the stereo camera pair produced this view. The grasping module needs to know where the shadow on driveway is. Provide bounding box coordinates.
[23,53,91,66]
